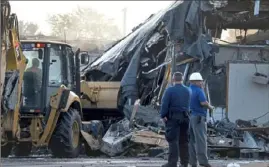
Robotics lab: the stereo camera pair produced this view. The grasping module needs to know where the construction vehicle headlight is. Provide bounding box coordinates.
[36,43,45,48]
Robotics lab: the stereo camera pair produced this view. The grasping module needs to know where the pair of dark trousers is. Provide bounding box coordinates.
[165,112,190,167]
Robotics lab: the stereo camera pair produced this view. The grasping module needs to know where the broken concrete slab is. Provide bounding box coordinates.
[100,118,134,156]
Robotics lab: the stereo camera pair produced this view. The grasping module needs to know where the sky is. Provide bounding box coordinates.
[10,1,172,36]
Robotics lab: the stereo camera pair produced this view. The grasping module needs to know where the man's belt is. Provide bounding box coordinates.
[169,111,189,120]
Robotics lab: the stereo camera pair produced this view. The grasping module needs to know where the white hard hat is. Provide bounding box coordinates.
[189,72,203,81]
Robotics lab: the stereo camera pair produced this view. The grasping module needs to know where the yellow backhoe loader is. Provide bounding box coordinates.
[1,0,28,157]
[1,40,104,158]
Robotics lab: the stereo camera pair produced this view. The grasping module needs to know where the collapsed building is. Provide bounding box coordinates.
[81,0,269,158]
[82,0,221,112]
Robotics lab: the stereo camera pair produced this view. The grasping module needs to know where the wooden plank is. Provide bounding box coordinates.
[133,130,166,139]
[131,135,168,147]
[131,130,168,147]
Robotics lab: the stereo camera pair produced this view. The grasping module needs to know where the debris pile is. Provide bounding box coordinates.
[99,116,167,157]
[96,108,269,159]
[236,119,269,158]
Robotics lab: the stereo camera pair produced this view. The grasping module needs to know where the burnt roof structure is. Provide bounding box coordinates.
[82,0,269,107]
[206,0,269,30]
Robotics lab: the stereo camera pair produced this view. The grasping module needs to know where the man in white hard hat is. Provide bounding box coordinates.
[188,72,214,167]
[160,72,191,167]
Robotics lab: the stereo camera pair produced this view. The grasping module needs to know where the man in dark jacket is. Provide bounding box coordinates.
[160,72,191,167]
[26,58,42,88]
[24,58,42,106]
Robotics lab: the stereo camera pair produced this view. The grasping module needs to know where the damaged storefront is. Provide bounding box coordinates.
[81,0,269,159]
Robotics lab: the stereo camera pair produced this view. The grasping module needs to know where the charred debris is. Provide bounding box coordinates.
[81,0,269,158]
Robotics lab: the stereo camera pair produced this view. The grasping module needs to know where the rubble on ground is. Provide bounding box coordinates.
[97,109,269,159]
[99,116,167,157]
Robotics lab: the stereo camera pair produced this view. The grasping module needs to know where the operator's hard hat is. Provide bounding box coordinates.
[189,72,203,81]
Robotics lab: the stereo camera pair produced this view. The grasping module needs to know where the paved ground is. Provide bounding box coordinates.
[1,158,269,167]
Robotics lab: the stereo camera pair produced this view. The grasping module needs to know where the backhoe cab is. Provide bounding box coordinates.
[1,40,100,158]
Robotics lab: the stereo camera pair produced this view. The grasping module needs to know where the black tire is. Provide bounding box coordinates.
[14,142,32,157]
[49,108,82,158]
[1,142,13,158]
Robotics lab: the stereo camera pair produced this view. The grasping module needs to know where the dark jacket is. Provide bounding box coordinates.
[160,83,191,119]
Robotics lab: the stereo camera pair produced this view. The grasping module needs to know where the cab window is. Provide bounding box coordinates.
[49,46,63,86]
[22,45,44,108]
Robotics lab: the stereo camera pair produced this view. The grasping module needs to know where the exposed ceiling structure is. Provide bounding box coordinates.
[206,0,269,30]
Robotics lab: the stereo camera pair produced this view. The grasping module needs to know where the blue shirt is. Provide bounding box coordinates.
[160,84,191,118]
[189,84,207,117]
